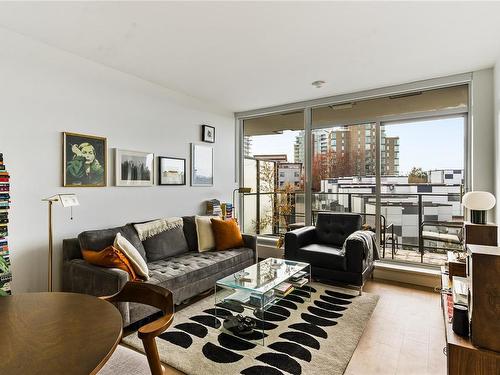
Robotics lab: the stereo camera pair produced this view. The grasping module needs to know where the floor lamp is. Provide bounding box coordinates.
[232,187,251,224]
[42,194,79,292]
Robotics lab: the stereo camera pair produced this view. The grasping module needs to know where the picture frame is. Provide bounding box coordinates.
[115,149,154,187]
[63,132,107,187]
[202,125,215,143]
[191,143,213,186]
[158,156,186,186]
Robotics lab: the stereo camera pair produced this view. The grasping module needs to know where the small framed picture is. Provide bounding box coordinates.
[191,143,213,186]
[202,125,215,143]
[63,132,107,187]
[115,149,154,187]
[158,156,186,185]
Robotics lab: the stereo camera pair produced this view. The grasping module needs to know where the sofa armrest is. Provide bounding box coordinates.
[63,259,129,295]
[63,238,82,261]
[62,259,131,324]
[285,226,317,260]
[344,238,369,273]
[242,233,257,262]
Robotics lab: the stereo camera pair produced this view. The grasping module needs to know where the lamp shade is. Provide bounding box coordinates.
[462,191,496,210]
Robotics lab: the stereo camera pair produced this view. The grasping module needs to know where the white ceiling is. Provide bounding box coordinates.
[1,2,500,112]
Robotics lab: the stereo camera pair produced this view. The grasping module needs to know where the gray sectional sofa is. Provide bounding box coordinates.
[62,216,257,327]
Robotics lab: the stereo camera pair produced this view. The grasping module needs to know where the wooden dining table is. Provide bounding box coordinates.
[0,292,123,375]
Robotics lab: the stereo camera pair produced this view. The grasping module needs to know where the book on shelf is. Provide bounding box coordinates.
[225,289,251,304]
[290,271,307,282]
[275,288,294,297]
[290,277,308,288]
[274,282,294,296]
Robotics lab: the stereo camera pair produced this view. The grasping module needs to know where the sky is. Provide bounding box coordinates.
[248,117,464,176]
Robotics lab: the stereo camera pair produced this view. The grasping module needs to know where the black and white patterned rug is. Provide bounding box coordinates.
[123,283,378,375]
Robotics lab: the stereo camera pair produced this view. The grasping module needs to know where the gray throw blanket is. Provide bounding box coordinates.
[341,230,380,262]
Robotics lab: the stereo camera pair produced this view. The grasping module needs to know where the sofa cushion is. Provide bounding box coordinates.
[316,213,362,247]
[78,224,147,261]
[182,216,198,251]
[195,215,218,252]
[210,218,244,251]
[147,248,254,289]
[298,243,347,271]
[81,246,138,280]
[114,233,149,280]
[136,218,189,262]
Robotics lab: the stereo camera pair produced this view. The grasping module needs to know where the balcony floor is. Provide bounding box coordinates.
[380,247,447,265]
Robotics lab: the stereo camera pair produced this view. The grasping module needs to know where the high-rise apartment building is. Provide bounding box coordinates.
[295,124,399,178]
[294,132,305,163]
[243,135,252,157]
[383,136,400,175]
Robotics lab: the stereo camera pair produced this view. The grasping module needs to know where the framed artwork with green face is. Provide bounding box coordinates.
[63,132,107,187]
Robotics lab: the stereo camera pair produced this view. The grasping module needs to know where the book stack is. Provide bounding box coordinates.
[226,289,251,305]
[224,203,233,219]
[290,271,308,288]
[0,153,11,295]
[274,282,294,297]
[206,199,222,217]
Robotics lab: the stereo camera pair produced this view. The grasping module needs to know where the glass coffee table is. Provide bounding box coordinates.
[214,257,311,345]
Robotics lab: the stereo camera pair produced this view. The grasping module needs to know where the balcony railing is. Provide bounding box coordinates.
[242,191,464,266]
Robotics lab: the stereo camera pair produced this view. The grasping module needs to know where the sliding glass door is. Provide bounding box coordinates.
[379,116,465,264]
[239,82,469,267]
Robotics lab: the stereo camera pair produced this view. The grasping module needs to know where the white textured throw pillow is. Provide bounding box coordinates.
[114,232,150,280]
[195,215,218,252]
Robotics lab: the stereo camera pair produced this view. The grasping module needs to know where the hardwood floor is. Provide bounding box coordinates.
[345,279,446,375]
[148,279,447,375]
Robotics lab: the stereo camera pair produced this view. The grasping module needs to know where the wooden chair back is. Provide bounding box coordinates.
[101,282,174,375]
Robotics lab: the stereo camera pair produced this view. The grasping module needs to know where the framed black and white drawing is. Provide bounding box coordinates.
[202,125,215,143]
[191,143,213,186]
[115,149,154,186]
[158,156,186,185]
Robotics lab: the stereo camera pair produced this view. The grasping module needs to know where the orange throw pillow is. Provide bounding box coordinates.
[210,218,245,251]
[82,246,138,281]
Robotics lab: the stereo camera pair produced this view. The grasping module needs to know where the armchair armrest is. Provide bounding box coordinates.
[344,237,369,273]
[285,226,317,260]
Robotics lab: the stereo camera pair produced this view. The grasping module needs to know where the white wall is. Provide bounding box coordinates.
[0,29,236,293]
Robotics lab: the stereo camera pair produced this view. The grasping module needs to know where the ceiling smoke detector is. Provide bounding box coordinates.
[311,80,326,88]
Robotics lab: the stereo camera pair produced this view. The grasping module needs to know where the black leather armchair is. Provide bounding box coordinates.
[284,213,374,294]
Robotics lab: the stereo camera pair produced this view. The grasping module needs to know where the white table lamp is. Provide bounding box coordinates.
[462,191,495,224]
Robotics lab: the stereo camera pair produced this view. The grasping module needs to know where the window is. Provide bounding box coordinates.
[240,83,468,267]
[242,111,305,235]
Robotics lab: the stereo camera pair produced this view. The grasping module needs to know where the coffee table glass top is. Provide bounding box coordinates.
[216,257,309,294]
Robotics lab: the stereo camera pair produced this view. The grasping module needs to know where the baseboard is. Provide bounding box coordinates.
[374,262,441,289]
